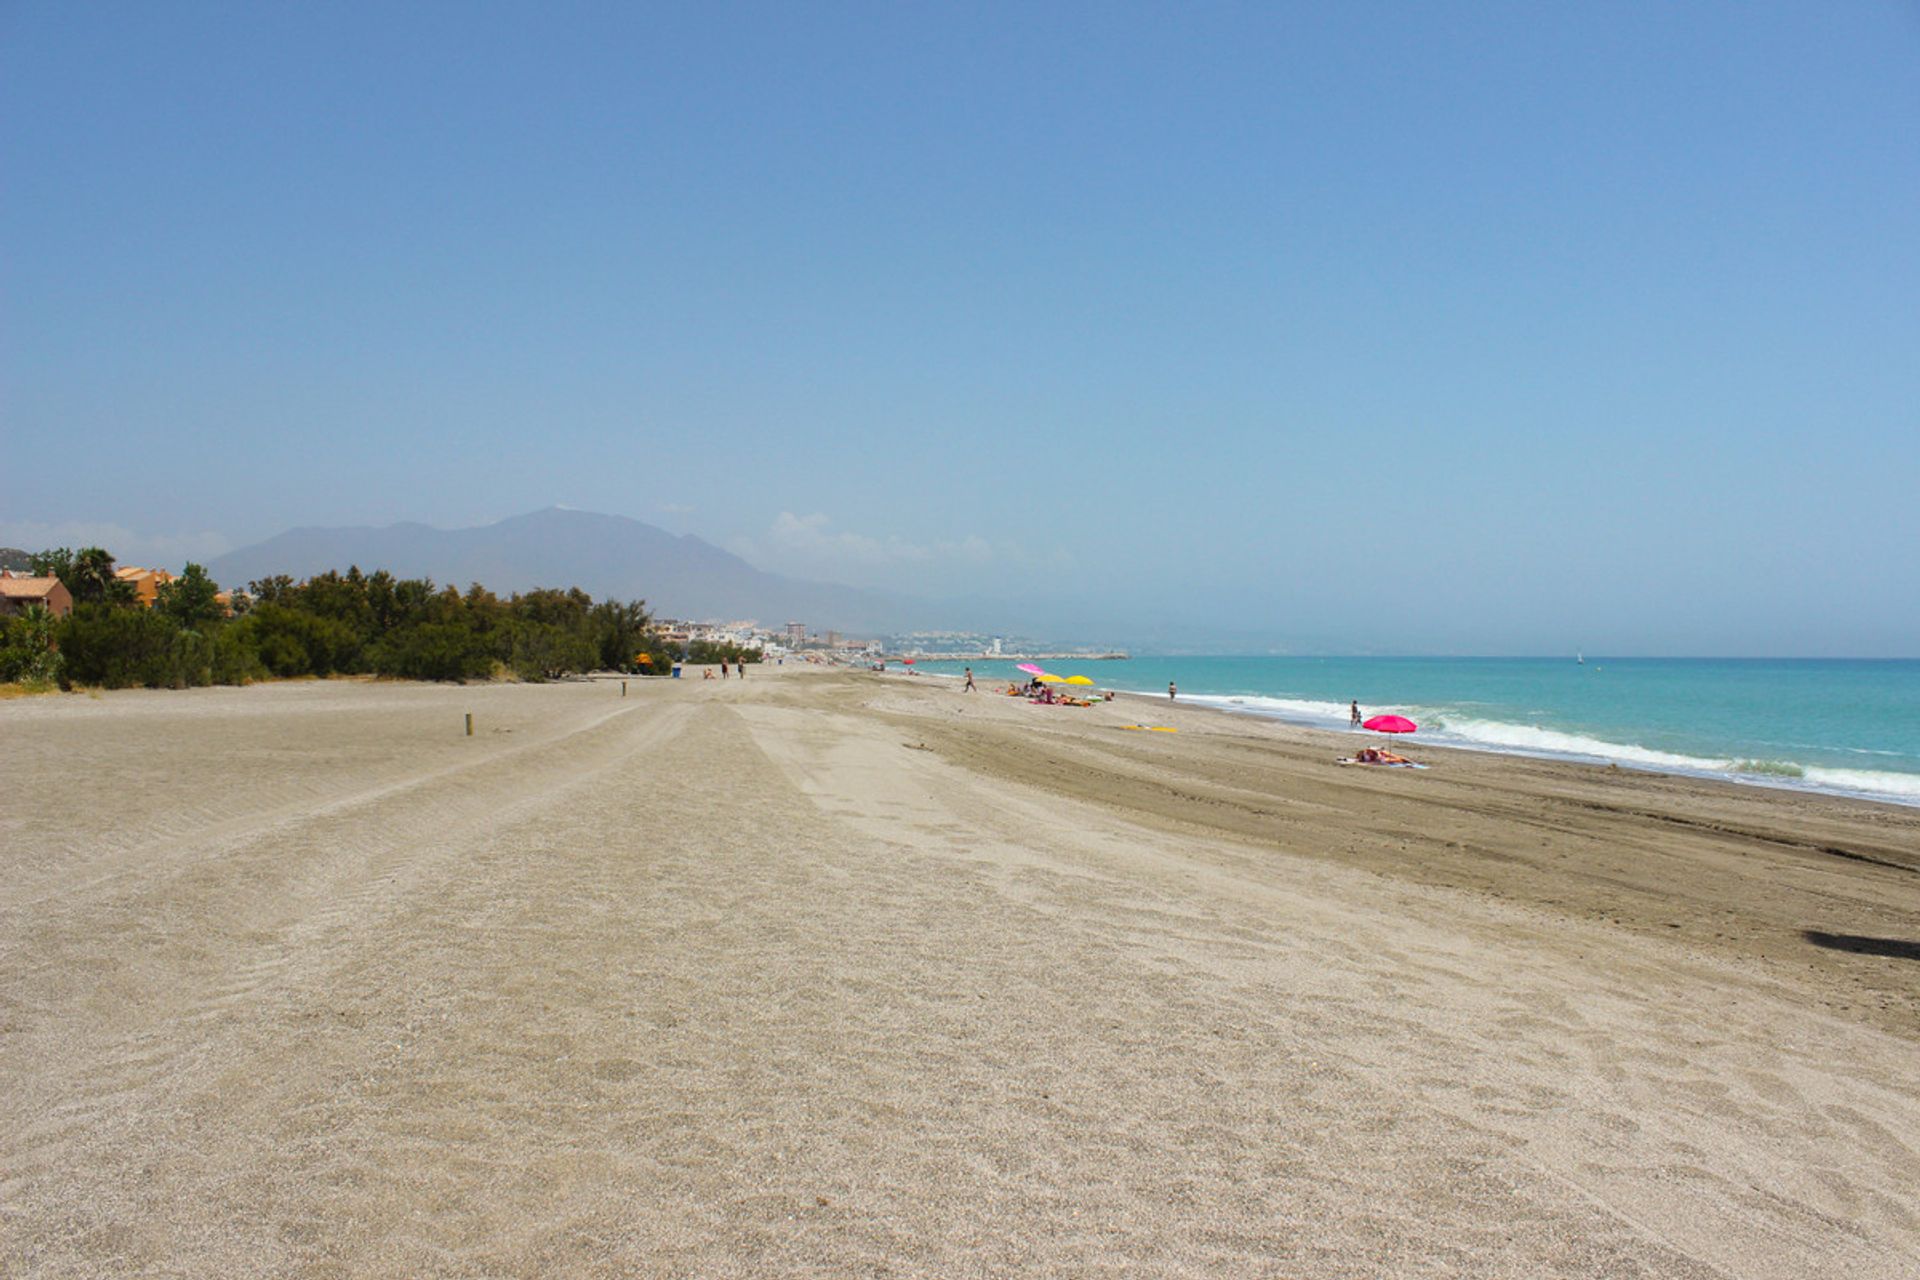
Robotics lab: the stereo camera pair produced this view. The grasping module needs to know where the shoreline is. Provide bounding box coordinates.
[900,660,1920,811]
[1186,691,1920,812]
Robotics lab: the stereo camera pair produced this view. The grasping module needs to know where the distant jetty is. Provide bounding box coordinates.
[893,651,1129,662]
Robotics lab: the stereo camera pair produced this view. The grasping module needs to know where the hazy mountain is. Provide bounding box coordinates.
[207,508,910,632]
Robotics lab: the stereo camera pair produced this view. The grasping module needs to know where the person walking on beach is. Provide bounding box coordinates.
[720,660,729,679]
[1169,681,1177,700]
[963,667,976,692]
[1350,700,1362,728]
[736,657,745,678]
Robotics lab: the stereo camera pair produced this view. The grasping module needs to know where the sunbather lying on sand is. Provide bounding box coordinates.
[1353,747,1413,765]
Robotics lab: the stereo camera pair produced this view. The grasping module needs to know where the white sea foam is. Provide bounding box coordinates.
[1424,718,1920,801]
[1801,767,1920,801]
[1430,718,1727,771]
[1185,693,1353,725]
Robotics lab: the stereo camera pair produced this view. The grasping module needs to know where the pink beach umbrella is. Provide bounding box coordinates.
[1362,714,1417,735]
[1016,663,1045,676]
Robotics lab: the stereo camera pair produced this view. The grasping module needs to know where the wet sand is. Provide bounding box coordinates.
[4,668,1918,1277]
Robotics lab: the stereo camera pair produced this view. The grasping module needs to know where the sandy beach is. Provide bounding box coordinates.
[4,665,1918,1278]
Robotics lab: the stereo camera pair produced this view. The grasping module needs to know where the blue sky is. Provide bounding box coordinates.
[4,2,1916,653]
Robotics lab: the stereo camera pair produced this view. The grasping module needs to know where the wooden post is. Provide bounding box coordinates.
[465,713,473,737]
[622,681,627,697]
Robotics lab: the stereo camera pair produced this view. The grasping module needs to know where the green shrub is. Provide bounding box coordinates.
[0,606,63,685]
[228,604,362,676]
[57,605,179,688]
[369,622,497,682]
[211,626,269,684]
[508,620,597,681]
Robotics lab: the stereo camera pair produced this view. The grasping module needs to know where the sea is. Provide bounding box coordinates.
[908,656,1920,808]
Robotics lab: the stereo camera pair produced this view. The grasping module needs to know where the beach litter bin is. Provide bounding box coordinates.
[671,664,682,678]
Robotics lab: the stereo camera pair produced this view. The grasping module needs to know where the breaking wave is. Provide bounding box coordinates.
[1177,700,1920,806]
[1184,693,1353,726]
[1800,767,1920,801]
[1434,718,1718,771]
[1729,759,1806,778]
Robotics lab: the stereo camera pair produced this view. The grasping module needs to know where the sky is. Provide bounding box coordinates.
[4,2,1917,654]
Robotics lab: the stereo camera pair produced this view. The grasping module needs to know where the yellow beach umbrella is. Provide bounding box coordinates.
[1036,673,1065,683]
[1064,674,1095,686]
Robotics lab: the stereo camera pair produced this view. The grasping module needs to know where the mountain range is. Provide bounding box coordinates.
[207,508,911,633]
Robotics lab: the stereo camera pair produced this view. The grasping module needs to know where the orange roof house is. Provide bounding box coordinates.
[0,571,73,617]
[114,565,175,608]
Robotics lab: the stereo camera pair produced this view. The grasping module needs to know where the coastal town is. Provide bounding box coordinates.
[648,618,1126,664]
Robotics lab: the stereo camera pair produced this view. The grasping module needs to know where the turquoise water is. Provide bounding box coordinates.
[912,656,1920,806]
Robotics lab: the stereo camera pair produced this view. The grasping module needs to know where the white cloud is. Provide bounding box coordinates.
[769,511,929,565]
[731,512,1040,588]
[0,520,235,570]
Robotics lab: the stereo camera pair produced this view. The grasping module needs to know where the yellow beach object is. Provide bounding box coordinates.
[1036,673,1065,683]
[1064,675,1094,685]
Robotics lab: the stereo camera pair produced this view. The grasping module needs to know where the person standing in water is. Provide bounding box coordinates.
[1168,681,1177,700]
[1350,700,1362,728]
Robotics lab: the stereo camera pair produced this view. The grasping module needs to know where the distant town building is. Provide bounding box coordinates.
[113,565,175,608]
[786,621,805,644]
[0,571,73,617]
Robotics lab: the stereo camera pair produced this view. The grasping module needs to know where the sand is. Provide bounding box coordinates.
[3,667,1918,1277]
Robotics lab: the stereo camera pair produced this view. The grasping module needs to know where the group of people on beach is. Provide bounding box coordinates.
[948,674,1419,766]
[995,674,1113,706]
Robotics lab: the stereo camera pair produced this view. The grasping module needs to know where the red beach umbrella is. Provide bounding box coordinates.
[1362,714,1417,734]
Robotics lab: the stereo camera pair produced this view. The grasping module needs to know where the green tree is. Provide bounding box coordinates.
[686,640,762,665]
[33,546,136,606]
[157,563,225,629]
[298,568,376,639]
[248,575,297,606]
[590,598,654,671]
